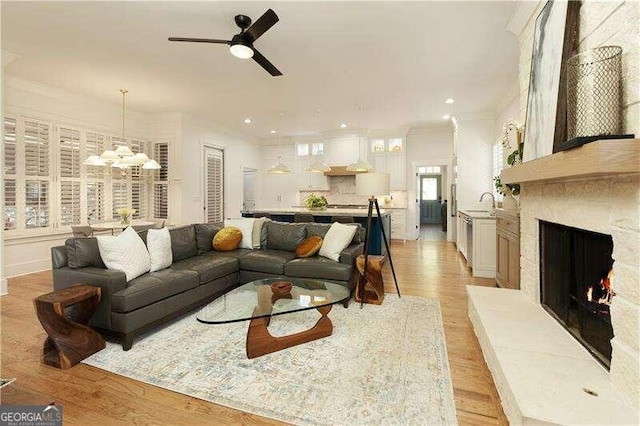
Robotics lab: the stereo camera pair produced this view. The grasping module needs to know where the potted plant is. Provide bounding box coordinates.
[495,121,523,208]
[305,194,328,211]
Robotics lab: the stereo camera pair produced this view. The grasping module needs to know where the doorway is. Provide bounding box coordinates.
[243,168,257,211]
[203,146,224,223]
[416,165,446,241]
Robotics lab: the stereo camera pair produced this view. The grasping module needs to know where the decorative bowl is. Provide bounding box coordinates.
[270,281,293,295]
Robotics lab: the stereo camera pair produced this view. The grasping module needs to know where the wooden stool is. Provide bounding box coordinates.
[34,285,105,369]
[355,255,385,305]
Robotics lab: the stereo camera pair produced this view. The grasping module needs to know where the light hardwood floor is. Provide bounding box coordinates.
[1,240,507,425]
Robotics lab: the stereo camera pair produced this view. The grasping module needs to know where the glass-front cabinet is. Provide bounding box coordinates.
[369,136,405,190]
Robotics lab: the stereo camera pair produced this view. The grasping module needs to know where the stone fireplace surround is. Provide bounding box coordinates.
[468,140,639,424]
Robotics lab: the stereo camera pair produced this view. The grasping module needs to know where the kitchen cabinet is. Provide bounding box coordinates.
[458,211,496,278]
[295,158,330,190]
[496,209,520,289]
[261,171,297,208]
[369,138,406,190]
[389,208,406,240]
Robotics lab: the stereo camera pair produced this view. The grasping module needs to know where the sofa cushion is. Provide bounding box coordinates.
[65,238,106,269]
[225,218,255,250]
[266,222,306,251]
[253,217,269,249]
[195,223,223,254]
[97,227,151,282]
[170,225,198,262]
[319,222,358,262]
[285,257,353,282]
[202,249,252,260]
[239,249,297,275]
[111,269,200,313]
[171,256,238,284]
[147,228,173,272]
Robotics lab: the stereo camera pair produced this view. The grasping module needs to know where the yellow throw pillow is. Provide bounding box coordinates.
[213,226,243,251]
[295,236,323,258]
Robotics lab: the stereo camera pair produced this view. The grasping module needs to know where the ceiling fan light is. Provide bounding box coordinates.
[230,43,254,59]
[142,159,162,170]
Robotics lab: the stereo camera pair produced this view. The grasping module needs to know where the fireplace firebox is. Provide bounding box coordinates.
[539,221,615,368]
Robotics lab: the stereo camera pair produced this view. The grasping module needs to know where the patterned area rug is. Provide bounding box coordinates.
[84,295,457,425]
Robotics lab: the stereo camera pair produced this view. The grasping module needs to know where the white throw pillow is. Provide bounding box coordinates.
[225,218,255,250]
[319,222,358,262]
[146,228,173,272]
[252,217,269,249]
[97,227,151,282]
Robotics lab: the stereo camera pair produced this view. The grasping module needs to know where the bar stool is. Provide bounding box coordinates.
[294,213,314,223]
[253,213,272,219]
[332,216,354,224]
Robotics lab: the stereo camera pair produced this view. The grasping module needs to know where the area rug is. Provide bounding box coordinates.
[84,295,457,425]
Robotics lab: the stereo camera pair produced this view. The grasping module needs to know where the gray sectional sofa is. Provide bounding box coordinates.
[51,221,364,350]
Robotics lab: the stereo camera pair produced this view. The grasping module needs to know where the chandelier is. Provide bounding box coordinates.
[83,89,161,172]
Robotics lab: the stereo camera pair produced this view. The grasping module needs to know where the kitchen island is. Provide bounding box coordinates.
[241,207,391,256]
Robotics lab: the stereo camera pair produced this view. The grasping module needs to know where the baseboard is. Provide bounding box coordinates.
[5,258,50,279]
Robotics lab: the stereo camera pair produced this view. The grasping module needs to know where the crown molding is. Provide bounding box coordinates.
[506,0,542,36]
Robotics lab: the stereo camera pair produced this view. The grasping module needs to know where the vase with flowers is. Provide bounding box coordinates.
[118,207,136,225]
[495,120,524,209]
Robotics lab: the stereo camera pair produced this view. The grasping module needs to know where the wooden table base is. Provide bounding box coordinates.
[34,285,105,369]
[355,255,385,305]
[246,305,333,359]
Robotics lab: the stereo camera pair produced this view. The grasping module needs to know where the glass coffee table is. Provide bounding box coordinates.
[197,277,350,358]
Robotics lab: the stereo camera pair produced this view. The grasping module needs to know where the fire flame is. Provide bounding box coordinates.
[586,269,615,306]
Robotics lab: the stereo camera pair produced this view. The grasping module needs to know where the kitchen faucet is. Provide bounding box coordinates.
[479,192,496,215]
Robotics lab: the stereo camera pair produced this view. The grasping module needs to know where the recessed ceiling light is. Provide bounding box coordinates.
[244,118,252,124]
[442,114,451,120]
[445,98,454,104]
[270,130,276,134]
[340,123,347,128]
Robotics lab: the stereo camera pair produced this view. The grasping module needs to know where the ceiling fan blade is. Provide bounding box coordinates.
[252,48,282,76]
[168,37,230,44]
[244,9,279,42]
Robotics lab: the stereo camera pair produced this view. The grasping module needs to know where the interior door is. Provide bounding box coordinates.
[420,174,442,224]
[242,168,256,211]
[203,146,224,223]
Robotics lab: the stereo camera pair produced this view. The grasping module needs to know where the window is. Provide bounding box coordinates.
[493,141,504,202]
[296,143,309,157]
[418,166,441,174]
[388,138,403,152]
[2,114,170,233]
[421,177,439,201]
[371,139,385,153]
[311,143,324,156]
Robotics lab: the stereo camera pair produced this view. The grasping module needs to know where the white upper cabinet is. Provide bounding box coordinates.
[295,142,329,190]
[369,137,406,190]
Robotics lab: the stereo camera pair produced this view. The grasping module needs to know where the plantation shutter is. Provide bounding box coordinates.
[87,182,104,222]
[152,142,169,219]
[24,120,51,228]
[112,181,129,219]
[129,139,147,219]
[204,147,224,223]
[59,127,82,226]
[85,131,105,179]
[3,118,17,230]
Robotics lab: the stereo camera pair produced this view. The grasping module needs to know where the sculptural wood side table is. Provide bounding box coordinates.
[355,254,385,305]
[34,285,105,369]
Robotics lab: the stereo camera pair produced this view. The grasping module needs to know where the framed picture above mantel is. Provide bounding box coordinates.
[522,0,580,162]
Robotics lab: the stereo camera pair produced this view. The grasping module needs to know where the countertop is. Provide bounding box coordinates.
[458,210,497,220]
[242,207,390,217]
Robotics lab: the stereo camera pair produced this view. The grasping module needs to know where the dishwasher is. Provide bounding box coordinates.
[462,215,473,267]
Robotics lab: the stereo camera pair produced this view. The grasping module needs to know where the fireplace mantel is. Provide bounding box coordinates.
[501,138,639,184]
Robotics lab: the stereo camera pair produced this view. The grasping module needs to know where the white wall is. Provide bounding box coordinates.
[405,125,454,240]
[179,113,260,223]
[455,118,495,212]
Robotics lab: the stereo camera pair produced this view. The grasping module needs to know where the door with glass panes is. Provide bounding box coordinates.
[420,174,442,224]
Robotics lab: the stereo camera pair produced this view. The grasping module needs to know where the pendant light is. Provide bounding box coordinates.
[346,105,373,172]
[307,138,331,173]
[86,89,160,171]
[267,125,291,174]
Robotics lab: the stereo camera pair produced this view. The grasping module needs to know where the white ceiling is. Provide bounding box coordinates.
[1,1,519,139]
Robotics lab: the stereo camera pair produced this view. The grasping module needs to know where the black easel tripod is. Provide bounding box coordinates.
[357,196,401,308]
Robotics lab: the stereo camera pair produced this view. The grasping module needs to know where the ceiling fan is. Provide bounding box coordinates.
[169,9,282,76]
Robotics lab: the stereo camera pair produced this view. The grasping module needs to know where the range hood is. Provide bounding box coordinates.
[323,166,367,176]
